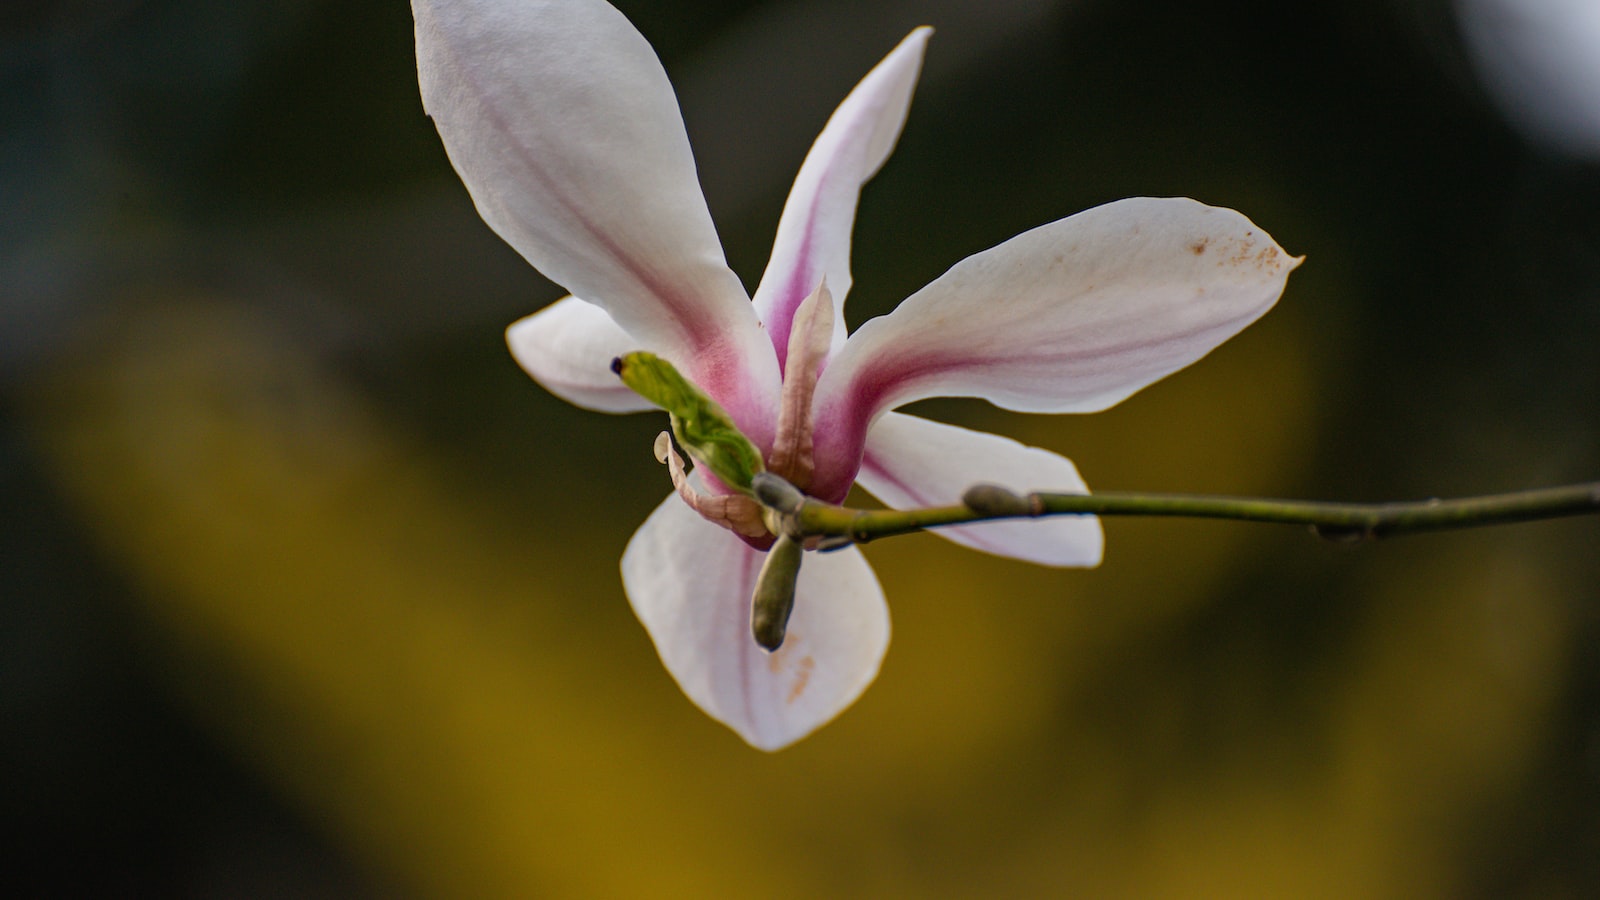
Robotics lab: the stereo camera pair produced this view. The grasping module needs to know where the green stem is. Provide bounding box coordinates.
[774,479,1600,547]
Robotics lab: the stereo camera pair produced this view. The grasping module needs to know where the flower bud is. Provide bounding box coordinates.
[751,534,802,651]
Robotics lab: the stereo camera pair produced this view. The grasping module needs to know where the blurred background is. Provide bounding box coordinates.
[4,0,1599,896]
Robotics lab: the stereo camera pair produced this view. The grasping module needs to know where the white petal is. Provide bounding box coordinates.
[414,0,779,427]
[857,412,1103,567]
[622,494,889,751]
[505,297,655,413]
[810,198,1298,490]
[750,28,930,364]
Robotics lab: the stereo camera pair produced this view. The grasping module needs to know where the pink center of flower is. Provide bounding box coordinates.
[661,282,839,550]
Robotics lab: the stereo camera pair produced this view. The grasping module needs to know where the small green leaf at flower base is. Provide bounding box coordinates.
[612,352,765,492]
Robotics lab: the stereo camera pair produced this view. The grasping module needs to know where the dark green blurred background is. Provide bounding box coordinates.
[4,0,1599,896]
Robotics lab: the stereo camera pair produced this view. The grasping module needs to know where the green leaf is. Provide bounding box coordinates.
[613,352,765,492]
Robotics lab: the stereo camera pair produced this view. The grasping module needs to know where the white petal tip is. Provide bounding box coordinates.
[857,414,1107,569]
[503,297,657,414]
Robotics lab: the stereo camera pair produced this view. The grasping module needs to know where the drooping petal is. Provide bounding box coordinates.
[750,27,931,364]
[414,0,779,435]
[809,197,1297,499]
[621,493,889,751]
[856,412,1103,567]
[656,433,771,542]
[506,297,655,413]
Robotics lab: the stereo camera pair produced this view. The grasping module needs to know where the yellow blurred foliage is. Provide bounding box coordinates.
[23,297,1580,898]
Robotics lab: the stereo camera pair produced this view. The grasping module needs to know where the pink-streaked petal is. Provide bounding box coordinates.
[856,412,1102,567]
[809,198,1297,499]
[505,297,654,414]
[621,493,889,751]
[750,27,930,365]
[414,0,779,437]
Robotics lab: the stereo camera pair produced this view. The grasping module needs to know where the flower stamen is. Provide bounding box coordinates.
[767,281,835,491]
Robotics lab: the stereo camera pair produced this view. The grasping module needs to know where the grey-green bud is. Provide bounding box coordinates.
[751,534,802,651]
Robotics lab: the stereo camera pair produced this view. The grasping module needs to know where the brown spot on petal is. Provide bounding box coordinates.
[1189,237,1210,255]
[1212,231,1301,275]
[786,655,816,704]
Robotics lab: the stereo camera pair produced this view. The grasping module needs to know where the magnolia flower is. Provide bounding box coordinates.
[414,0,1298,750]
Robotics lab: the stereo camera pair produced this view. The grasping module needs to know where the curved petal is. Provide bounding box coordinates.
[750,27,931,365]
[506,297,655,413]
[856,412,1102,567]
[809,198,1297,498]
[622,493,889,751]
[414,0,779,432]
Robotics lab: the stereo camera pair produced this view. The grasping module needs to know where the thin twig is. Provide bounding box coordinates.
[747,475,1600,548]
